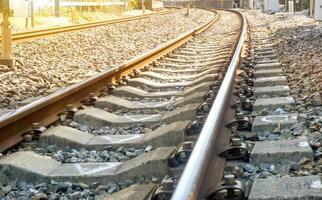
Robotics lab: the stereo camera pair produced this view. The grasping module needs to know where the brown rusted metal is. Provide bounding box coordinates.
[0,10,219,152]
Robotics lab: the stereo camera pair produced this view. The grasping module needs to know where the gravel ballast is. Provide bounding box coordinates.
[0,9,214,112]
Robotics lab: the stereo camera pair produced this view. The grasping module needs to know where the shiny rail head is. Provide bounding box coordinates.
[171,10,248,200]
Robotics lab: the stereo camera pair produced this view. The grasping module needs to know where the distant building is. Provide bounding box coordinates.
[163,0,234,9]
[244,0,279,11]
[311,0,322,20]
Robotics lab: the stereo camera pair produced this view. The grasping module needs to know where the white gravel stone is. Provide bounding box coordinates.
[0,9,214,111]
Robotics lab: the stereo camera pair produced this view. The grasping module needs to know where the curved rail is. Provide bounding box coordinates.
[0,10,219,152]
[171,10,247,200]
[5,10,175,43]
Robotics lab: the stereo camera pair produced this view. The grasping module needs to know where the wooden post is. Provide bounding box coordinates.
[0,0,14,66]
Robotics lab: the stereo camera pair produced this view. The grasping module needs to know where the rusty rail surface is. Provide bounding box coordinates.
[171,10,247,200]
[4,10,175,43]
[0,10,219,152]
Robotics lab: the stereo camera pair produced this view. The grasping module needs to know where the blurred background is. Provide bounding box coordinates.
[6,0,156,32]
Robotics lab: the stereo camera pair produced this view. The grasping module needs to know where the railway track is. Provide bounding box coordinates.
[4,10,175,43]
[1,7,315,199]
[0,9,245,199]
[0,5,322,200]
[173,12,322,200]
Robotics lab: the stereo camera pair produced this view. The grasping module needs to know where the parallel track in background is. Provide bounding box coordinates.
[4,10,175,43]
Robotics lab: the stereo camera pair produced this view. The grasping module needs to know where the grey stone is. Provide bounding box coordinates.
[89,182,100,189]
[144,145,153,152]
[107,183,120,194]
[16,191,30,200]
[114,153,128,161]
[49,193,60,200]
[258,171,270,178]
[46,145,57,153]
[244,164,256,173]
[53,153,64,162]
[30,193,47,200]
[1,185,12,195]
[57,182,72,193]
[68,192,81,200]
[96,184,155,200]
[94,185,107,194]
[47,184,58,193]
[125,151,136,158]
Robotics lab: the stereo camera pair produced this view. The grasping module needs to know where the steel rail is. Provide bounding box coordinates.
[171,10,247,200]
[0,10,219,152]
[3,10,175,43]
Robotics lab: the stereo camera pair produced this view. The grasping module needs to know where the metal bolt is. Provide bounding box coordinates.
[241,84,248,90]
[196,116,204,123]
[24,134,33,143]
[32,123,40,129]
[212,85,219,91]
[224,174,236,185]
[208,93,215,99]
[128,72,135,78]
[231,126,238,134]
[143,66,150,71]
[206,98,213,104]
[236,113,244,119]
[162,179,174,191]
[231,138,241,146]
[133,69,140,75]
[89,93,95,98]
[106,83,115,94]
[240,95,246,101]
[67,104,74,111]
[182,141,193,150]
[66,104,77,119]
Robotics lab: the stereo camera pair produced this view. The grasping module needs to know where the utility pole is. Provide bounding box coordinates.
[124,0,128,11]
[25,0,35,29]
[186,4,190,16]
[55,0,60,17]
[142,0,145,13]
[30,0,35,28]
[0,0,14,66]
